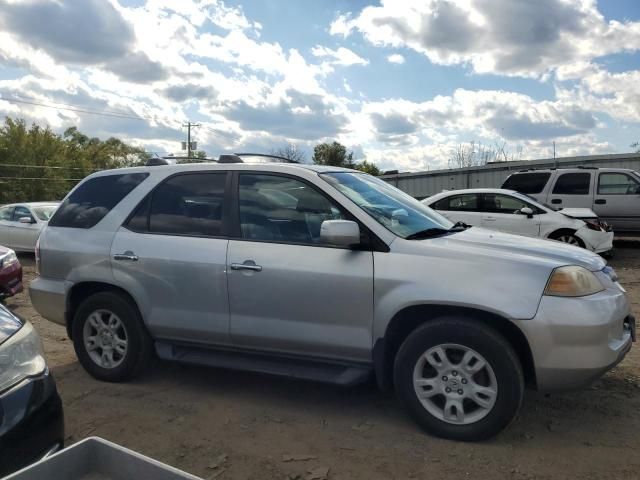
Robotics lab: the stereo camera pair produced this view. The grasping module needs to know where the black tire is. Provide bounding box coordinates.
[393,318,524,441]
[72,291,153,382]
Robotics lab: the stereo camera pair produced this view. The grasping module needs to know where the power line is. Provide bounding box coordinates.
[0,95,149,121]
[0,176,84,181]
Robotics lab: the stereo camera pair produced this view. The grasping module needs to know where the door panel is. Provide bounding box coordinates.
[593,172,640,232]
[111,229,230,343]
[227,241,374,361]
[227,172,374,362]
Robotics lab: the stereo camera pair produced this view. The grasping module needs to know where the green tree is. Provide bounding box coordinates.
[312,141,355,168]
[355,159,381,176]
[312,141,380,175]
[0,117,150,204]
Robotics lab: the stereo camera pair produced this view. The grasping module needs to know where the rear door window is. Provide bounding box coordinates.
[49,173,148,229]
[131,173,228,237]
[432,194,479,211]
[552,173,591,195]
[502,172,551,194]
[0,206,14,221]
[597,172,640,195]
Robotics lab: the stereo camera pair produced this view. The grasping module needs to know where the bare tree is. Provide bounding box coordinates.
[448,140,524,168]
[272,143,306,163]
[632,141,639,153]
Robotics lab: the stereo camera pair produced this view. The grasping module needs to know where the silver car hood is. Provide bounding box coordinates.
[418,227,606,271]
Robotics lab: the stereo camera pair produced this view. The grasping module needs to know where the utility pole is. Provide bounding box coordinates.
[182,122,200,158]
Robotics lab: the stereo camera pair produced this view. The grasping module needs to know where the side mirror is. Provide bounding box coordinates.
[320,220,360,247]
[19,216,35,224]
[520,207,534,218]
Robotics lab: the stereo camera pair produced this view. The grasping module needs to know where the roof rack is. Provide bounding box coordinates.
[145,152,301,166]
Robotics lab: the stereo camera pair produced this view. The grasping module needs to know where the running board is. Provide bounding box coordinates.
[155,342,372,386]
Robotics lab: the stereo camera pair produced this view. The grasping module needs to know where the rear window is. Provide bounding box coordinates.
[502,172,551,194]
[552,172,591,195]
[432,194,479,211]
[49,173,148,229]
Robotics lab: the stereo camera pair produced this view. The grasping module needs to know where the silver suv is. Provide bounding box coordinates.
[30,160,635,441]
[502,167,640,232]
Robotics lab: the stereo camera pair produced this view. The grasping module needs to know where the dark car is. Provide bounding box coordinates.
[0,246,23,299]
[0,304,64,477]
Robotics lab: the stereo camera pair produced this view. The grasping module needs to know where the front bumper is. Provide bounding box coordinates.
[0,372,64,477]
[519,283,633,392]
[0,262,23,299]
[576,227,614,254]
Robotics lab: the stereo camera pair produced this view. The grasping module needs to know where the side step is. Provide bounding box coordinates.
[155,342,372,387]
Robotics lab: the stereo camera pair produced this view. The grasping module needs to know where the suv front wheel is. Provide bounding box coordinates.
[394,318,524,441]
[72,291,153,382]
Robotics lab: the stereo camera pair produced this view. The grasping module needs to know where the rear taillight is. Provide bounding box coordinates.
[35,237,41,276]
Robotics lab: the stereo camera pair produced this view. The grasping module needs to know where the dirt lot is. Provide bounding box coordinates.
[5,250,640,480]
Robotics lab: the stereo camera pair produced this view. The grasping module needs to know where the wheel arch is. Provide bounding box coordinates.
[374,304,536,391]
[65,282,144,340]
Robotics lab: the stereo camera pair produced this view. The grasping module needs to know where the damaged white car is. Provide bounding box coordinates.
[424,188,613,254]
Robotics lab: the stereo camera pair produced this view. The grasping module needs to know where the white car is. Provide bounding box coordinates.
[0,202,59,252]
[423,188,613,254]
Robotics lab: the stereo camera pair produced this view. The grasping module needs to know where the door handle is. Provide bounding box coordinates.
[113,252,139,261]
[483,217,496,222]
[594,199,606,205]
[230,262,263,272]
[551,199,562,204]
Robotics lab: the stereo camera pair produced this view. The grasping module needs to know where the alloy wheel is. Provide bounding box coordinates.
[412,343,498,425]
[83,309,129,369]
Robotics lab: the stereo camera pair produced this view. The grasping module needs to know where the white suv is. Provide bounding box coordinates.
[29,158,634,441]
[502,167,640,232]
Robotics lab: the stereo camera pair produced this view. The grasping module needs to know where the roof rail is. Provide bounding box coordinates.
[577,166,599,170]
[234,152,300,164]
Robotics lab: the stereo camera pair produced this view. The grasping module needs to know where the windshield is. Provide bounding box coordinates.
[32,205,58,221]
[321,172,453,238]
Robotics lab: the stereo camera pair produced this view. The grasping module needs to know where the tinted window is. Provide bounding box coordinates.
[432,194,479,211]
[239,174,343,244]
[598,173,640,195]
[0,207,13,221]
[552,173,591,195]
[481,194,530,214]
[12,206,33,222]
[502,172,551,194]
[149,173,226,236]
[49,173,148,229]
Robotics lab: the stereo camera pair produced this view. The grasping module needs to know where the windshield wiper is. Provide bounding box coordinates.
[405,221,470,240]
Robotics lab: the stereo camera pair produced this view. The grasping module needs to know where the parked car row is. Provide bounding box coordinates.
[0,161,634,475]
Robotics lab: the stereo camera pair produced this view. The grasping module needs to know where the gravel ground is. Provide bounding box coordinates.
[5,250,640,480]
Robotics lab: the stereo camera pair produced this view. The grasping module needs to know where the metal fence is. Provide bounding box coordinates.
[381,152,640,199]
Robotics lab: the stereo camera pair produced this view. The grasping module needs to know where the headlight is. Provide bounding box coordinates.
[544,265,604,297]
[0,250,18,270]
[0,322,47,393]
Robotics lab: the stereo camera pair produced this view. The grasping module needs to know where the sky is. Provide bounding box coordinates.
[0,0,639,172]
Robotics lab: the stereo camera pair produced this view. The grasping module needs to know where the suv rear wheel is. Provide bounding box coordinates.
[72,291,153,382]
[394,318,524,441]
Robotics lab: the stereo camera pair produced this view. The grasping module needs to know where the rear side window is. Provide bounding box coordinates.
[432,194,479,211]
[502,173,551,194]
[49,173,148,229]
[597,172,640,195]
[552,172,591,195]
[127,173,227,237]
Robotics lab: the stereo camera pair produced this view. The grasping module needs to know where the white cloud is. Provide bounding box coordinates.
[311,46,369,66]
[387,53,405,64]
[331,0,640,77]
